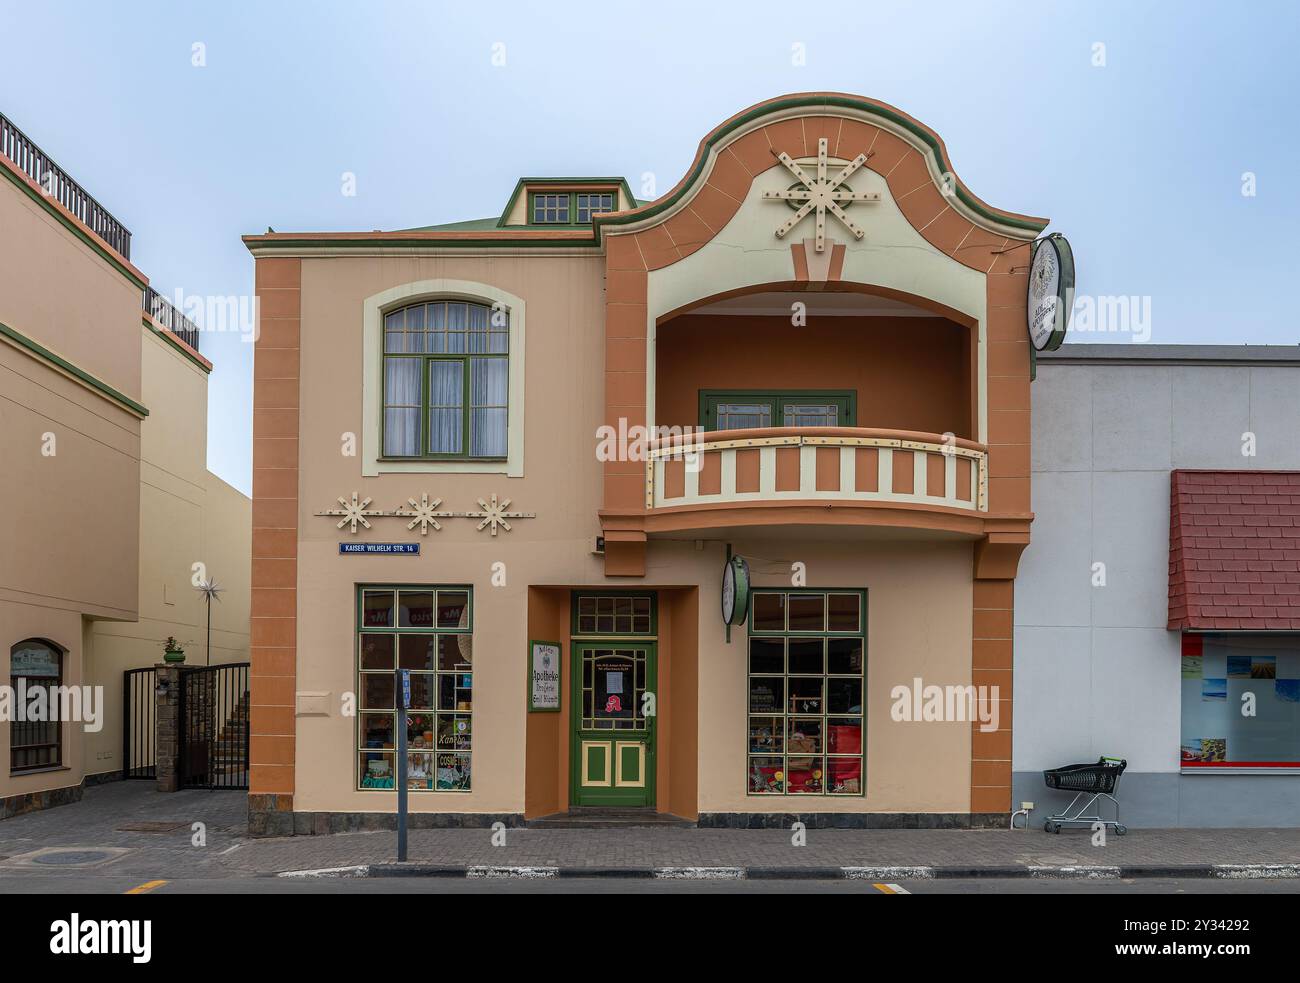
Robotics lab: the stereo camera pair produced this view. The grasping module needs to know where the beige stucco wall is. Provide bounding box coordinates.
[289,251,974,814]
[85,328,251,778]
[0,174,142,399]
[0,174,147,802]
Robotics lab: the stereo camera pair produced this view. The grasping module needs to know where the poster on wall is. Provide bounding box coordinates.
[529,640,561,712]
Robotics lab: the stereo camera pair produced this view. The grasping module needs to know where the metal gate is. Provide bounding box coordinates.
[179,662,250,790]
[122,667,157,780]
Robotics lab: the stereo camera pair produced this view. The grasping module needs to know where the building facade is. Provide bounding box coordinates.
[245,93,1045,833]
[1018,346,1300,827]
[0,112,250,816]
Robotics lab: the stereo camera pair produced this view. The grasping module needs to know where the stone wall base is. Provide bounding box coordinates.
[1,780,84,819]
[247,795,526,837]
[697,812,1008,830]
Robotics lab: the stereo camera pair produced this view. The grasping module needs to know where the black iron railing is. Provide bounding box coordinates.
[122,666,158,780]
[144,286,202,352]
[0,111,133,260]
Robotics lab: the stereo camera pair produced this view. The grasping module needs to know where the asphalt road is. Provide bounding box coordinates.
[2,873,1299,893]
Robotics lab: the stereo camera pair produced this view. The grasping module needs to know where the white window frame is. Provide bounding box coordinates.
[363,279,525,476]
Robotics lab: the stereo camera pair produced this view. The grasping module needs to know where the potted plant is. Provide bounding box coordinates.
[163,636,186,664]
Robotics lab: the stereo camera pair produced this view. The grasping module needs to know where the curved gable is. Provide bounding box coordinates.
[597,92,1047,273]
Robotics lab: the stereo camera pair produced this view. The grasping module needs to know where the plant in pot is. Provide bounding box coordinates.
[163,636,186,664]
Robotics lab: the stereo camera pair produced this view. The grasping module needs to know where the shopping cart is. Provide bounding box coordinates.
[1042,756,1127,835]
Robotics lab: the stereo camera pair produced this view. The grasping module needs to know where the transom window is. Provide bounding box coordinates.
[573,592,655,635]
[700,390,856,431]
[747,590,866,796]
[357,587,473,792]
[382,301,508,459]
[10,639,62,772]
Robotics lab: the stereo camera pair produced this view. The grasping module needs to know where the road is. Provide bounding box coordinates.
[2,872,1298,893]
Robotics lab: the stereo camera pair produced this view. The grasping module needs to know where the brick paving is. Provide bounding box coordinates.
[2,782,1299,881]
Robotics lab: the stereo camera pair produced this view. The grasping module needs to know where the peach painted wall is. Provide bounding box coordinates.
[86,328,251,779]
[655,313,972,437]
[691,538,975,815]
[0,174,143,400]
[290,252,610,813]
[0,175,145,802]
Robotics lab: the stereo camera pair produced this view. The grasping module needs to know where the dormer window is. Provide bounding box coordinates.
[576,192,615,223]
[529,189,617,225]
[532,193,570,224]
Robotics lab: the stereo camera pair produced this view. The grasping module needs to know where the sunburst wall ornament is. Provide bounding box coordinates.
[395,493,454,535]
[762,137,881,252]
[473,494,535,536]
[315,492,536,535]
[317,492,392,533]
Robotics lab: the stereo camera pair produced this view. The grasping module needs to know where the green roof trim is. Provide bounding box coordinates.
[0,156,147,290]
[0,320,149,417]
[496,177,636,228]
[593,94,1048,236]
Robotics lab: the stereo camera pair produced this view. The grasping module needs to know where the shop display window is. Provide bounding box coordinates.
[747,590,866,795]
[1180,634,1300,767]
[357,586,473,791]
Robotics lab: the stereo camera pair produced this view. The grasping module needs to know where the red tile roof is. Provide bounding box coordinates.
[1168,470,1300,630]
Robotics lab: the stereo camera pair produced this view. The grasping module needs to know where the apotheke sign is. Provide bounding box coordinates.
[1027,232,1075,352]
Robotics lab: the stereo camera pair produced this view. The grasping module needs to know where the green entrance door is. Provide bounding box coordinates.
[570,642,656,807]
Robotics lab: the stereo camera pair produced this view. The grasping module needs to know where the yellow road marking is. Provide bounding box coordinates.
[872,882,910,894]
[125,880,167,894]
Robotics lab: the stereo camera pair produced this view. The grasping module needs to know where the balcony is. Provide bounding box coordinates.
[610,426,995,542]
[1,111,132,260]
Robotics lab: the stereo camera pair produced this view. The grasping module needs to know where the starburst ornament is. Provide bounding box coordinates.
[395,493,450,536]
[318,492,387,534]
[195,578,224,604]
[762,137,881,252]
[473,494,535,536]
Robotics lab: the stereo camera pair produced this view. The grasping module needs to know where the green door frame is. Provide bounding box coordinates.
[569,641,657,807]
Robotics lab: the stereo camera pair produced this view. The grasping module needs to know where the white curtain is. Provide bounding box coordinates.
[428,360,463,454]
[470,357,507,457]
[383,358,421,455]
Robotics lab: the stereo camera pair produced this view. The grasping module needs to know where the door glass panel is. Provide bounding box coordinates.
[582,649,647,731]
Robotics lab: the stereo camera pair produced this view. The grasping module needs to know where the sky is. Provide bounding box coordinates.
[3,0,1297,495]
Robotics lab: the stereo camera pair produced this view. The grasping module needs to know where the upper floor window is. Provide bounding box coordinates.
[530,190,616,225]
[700,390,857,431]
[10,639,62,773]
[383,301,508,459]
[576,192,615,223]
[532,193,570,224]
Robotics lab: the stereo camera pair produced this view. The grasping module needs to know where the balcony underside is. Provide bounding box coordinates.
[603,498,1018,541]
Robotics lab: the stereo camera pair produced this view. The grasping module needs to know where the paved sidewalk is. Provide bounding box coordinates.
[242,826,1300,878]
[3,782,1300,882]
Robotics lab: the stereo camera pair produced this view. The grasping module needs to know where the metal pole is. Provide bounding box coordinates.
[206,596,212,666]
[396,669,409,862]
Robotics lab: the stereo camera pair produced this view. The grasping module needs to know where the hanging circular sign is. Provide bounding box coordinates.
[721,554,751,627]
[1026,232,1075,352]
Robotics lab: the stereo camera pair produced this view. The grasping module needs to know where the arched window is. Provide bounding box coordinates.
[10,639,63,772]
[382,300,509,459]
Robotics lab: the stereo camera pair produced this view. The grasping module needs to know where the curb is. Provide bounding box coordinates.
[278,862,1300,881]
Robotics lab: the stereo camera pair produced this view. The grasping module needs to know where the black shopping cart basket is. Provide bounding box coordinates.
[1042,756,1127,835]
